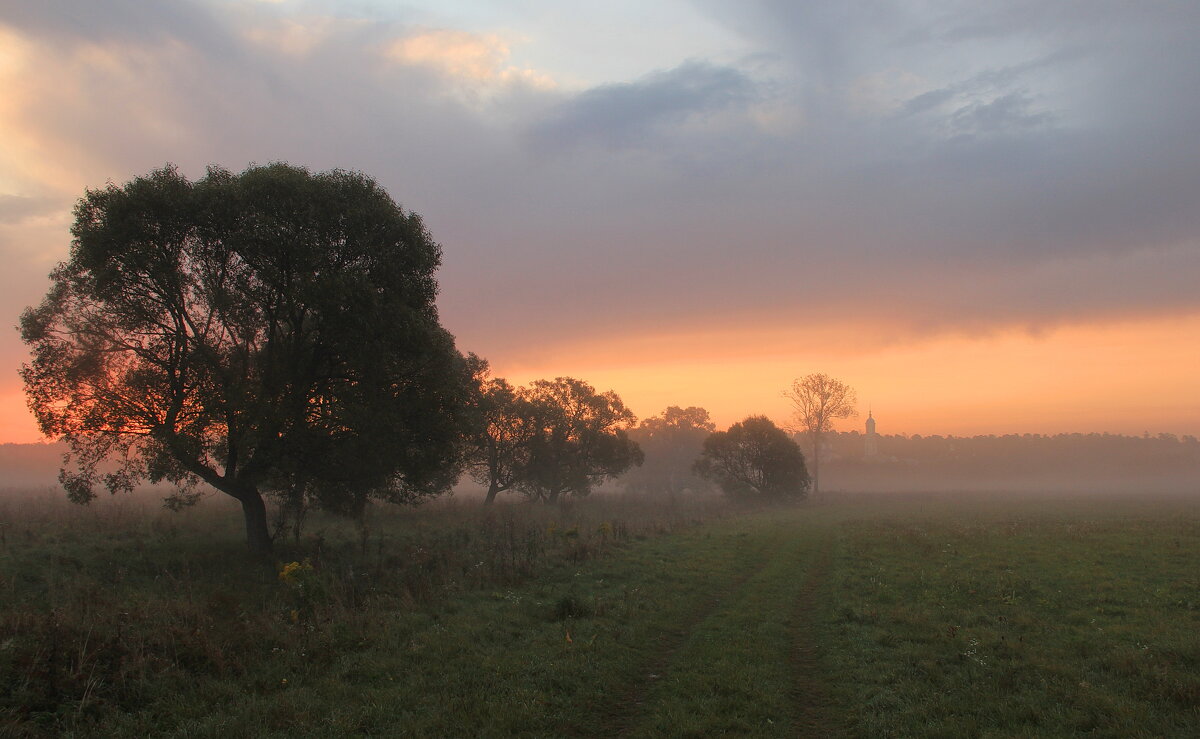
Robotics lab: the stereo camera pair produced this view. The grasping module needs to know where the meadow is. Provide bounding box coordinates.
[0,487,1197,737]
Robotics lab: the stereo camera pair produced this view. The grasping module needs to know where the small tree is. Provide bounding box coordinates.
[464,359,537,505]
[624,406,716,497]
[514,377,643,503]
[19,164,474,553]
[783,373,857,496]
[693,416,809,499]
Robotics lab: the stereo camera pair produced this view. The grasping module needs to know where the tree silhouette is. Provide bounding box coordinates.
[783,373,857,496]
[693,415,809,499]
[514,378,643,503]
[464,359,537,505]
[20,164,473,553]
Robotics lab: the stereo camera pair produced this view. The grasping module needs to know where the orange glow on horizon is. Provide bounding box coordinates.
[0,390,43,444]
[493,313,1200,439]
[2,313,1197,444]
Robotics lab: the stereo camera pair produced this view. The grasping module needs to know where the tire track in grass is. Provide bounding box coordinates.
[605,527,790,736]
[615,518,831,737]
[789,534,844,737]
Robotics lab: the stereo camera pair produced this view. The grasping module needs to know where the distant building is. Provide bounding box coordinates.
[864,410,879,459]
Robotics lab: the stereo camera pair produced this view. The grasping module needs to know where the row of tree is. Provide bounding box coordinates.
[465,369,642,505]
[620,406,816,500]
[19,164,821,554]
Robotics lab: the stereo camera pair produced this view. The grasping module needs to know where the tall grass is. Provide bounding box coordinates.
[0,485,727,735]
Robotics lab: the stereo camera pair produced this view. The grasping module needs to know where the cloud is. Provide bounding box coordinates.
[0,0,232,51]
[243,17,344,57]
[898,86,958,116]
[385,29,555,90]
[0,194,57,224]
[528,61,755,149]
[0,0,1198,382]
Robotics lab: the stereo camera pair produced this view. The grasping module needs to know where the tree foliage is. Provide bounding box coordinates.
[782,373,857,495]
[463,358,538,505]
[623,406,716,497]
[693,416,809,499]
[513,378,643,503]
[19,163,474,552]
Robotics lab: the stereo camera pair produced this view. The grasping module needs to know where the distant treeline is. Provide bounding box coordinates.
[819,431,1200,493]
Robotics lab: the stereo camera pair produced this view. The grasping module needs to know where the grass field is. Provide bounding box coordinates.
[1,488,1197,736]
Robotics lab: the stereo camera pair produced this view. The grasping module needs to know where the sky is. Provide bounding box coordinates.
[1,0,1198,443]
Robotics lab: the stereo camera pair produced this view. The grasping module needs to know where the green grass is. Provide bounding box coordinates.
[823,494,1200,737]
[1,488,1197,736]
[628,518,836,737]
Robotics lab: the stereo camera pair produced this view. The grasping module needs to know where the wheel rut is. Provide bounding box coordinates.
[789,535,845,737]
[604,535,785,737]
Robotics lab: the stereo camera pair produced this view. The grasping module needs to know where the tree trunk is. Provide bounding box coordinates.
[811,432,821,498]
[483,480,500,505]
[240,491,272,555]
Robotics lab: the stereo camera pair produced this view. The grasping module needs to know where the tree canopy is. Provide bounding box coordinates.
[20,163,474,553]
[464,358,537,505]
[693,416,810,499]
[513,377,643,503]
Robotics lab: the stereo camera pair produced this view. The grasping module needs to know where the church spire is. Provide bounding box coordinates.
[864,406,878,458]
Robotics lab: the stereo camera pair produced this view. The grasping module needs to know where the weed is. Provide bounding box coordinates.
[552,594,594,621]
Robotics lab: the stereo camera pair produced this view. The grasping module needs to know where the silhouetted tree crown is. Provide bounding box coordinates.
[463,357,538,505]
[20,163,474,553]
[694,416,810,499]
[513,377,643,503]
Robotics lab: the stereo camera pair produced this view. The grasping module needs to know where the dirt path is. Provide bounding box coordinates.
[789,536,845,736]
[606,539,784,736]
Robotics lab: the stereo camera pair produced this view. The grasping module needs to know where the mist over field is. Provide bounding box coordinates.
[6,429,1198,498]
[819,430,1200,494]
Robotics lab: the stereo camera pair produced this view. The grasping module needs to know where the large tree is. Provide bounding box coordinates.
[693,416,809,499]
[19,163,474,553]
[623,406,716,497]
[514,377,643,503]
[783,373,857,496]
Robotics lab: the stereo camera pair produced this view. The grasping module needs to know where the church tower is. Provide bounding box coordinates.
[864,409,879,458]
